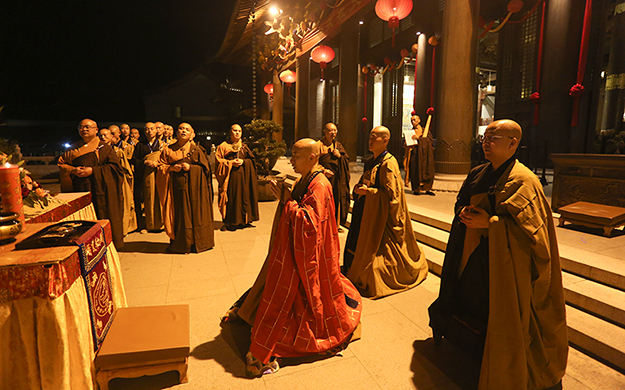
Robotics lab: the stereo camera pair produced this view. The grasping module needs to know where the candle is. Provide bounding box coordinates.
[0,163,25,226]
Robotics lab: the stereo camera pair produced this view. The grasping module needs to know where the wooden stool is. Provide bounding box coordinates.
[95,305,190,390]
[558,201,625,237]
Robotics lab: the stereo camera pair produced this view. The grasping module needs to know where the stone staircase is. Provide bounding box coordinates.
[405,203,625,375]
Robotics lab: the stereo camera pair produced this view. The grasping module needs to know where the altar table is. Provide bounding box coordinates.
[25,192,96,224]
[0,220,127,390]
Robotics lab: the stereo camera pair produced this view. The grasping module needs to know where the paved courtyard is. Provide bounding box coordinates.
[110,167,625,389]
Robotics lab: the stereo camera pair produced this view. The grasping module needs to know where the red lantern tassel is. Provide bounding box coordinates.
[571,0,592,127]
[533,1,546,125]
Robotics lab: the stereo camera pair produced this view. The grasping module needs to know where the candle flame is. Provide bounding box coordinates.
[4,162,11,168]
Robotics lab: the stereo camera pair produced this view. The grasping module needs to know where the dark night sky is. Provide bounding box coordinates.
[0,1,236,122]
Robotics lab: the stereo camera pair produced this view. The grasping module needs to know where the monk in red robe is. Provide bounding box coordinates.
[227,138,362,377]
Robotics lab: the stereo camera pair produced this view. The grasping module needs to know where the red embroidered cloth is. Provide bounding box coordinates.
[250,174,362,364]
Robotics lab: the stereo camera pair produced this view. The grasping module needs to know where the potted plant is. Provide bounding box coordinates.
[244,119,287,200]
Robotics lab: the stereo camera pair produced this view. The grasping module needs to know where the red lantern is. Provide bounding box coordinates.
[279,70,296,86]
[279,70,296,95]
[311,45,335,79]
[375,0,413,46]
[263,83,274,96]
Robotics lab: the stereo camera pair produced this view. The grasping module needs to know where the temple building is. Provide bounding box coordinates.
[193,0,624,175]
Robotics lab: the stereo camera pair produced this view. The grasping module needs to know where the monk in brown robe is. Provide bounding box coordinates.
[101,128,137,235]
[222,139,362,377]
[110,125,135,161]
[403,114,435,195]
[318,122,350,229]
[58,118,125,248]
[120,123,134,145]
[157,123,214,253]
[343,126,428,298]
[131,122,164,231]
[215,124,259,231]
[130,128,141,144]
[428,120,567,390]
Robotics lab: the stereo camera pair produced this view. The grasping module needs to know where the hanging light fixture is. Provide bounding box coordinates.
[279,70,296,94]
[311,45,335,80]
[279,70,296,86]
[375,0,413,47]
[263,83,274,96]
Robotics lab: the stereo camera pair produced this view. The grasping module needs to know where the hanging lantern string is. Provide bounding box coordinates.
[430,45,436,109]
[531,0,546,125]
[570,0,592,127]
[363,74,368,131]
[413,50,418,112]
[480,0,543,38]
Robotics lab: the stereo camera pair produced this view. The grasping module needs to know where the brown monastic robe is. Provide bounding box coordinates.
[131,139,164,231]
[343,152,428,298]
[157,141,214,253]
[428,159,568,390]
[318,138,351,225]
[215,139,259,225]
[58,138,125,248]
[404,126,435,192]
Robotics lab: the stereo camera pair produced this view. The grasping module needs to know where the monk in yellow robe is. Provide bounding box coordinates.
[157,123,214,253]
[343,126,428,299]
[428,120,568,390]
[99,128,137,235]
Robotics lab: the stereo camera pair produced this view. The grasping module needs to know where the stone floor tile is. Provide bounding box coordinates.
[124,284,168,307]
[383,283,438,335]
[187,346,268,390]
[169,252,230,282]
[350,310,455,390]
[166,275,236,303]
[119,255,173,288]
[262,356,383,390]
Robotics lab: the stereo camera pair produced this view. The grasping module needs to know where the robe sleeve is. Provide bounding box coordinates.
[376,160,405,230]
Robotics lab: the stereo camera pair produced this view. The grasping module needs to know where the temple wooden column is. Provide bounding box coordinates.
[537,0,586,156]
[435,0,479,174]
[601,1,625,135]
[338,18,360,160]
[415,33,428,117]
[272,69,284,141]
[295,54,311,140]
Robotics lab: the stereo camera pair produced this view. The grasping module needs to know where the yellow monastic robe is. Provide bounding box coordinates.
[142,150,163,230]
[113,145,137,235]
[346,152,428,298]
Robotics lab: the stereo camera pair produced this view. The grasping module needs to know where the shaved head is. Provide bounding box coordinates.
[486,119,522,142]
[291,138,321,175]
[371,126,391,140]
[483,119,523,169]
[293,138,320,156]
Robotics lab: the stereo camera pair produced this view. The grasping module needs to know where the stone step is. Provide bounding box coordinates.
[567,305,625,373]
[418,239,625,373]
[408,208,625,293]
